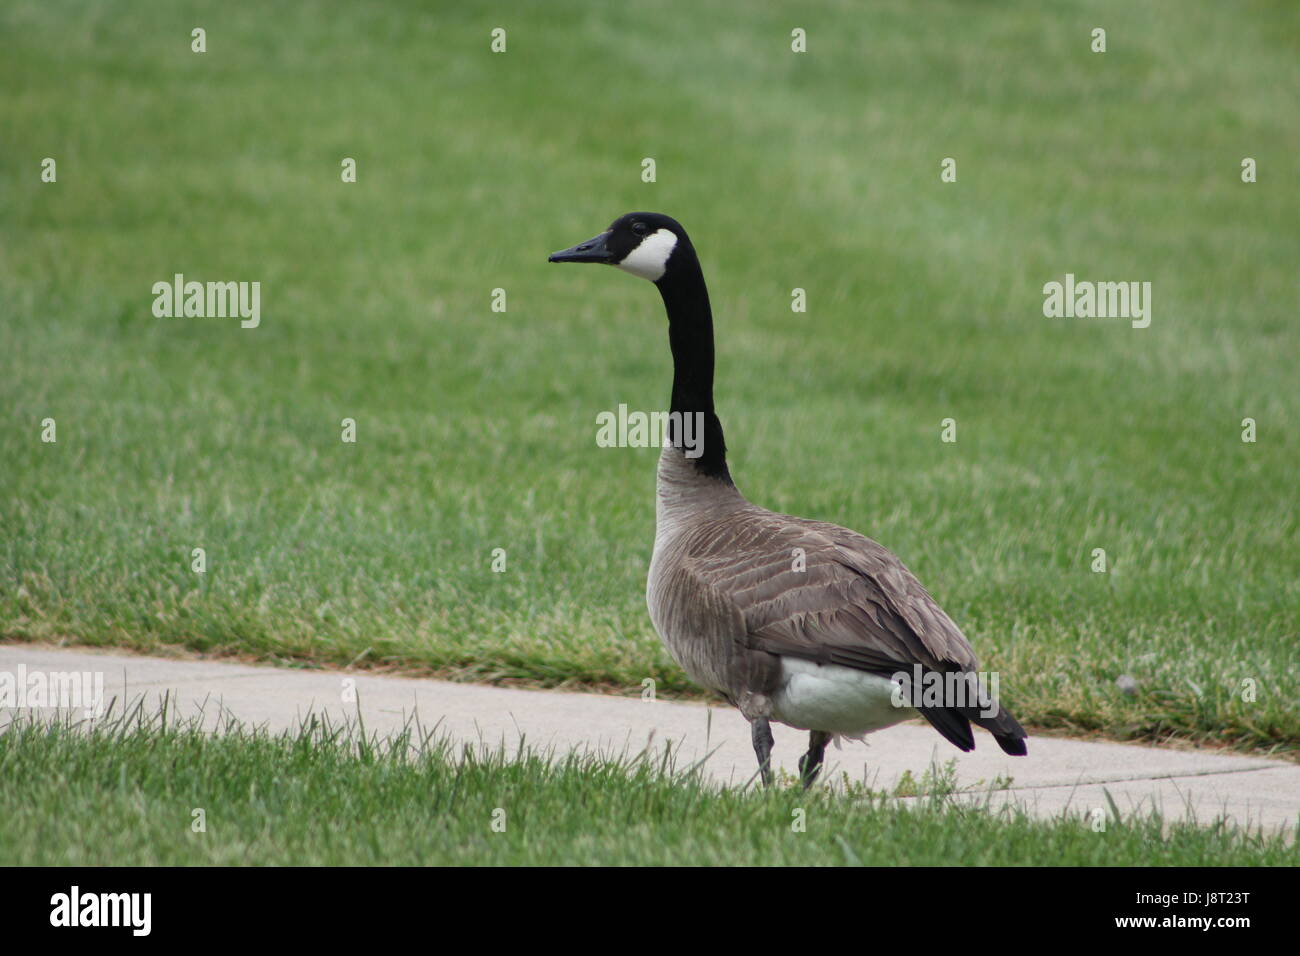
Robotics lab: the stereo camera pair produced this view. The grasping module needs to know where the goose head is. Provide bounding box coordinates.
[548,212,688,283]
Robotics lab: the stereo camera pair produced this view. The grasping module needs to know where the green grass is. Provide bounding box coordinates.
[1,708,1293,866]
[1,0,1297,755]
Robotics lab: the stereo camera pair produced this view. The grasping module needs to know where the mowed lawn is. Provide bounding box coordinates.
[1,1,1296,755]
[2,712,1295,866]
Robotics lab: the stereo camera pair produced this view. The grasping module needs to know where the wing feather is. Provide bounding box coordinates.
[682,508,978,675]
[673,506,1026,753]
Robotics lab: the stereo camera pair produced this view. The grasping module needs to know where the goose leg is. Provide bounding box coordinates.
[797,731,832,789]
[750,718,775,786]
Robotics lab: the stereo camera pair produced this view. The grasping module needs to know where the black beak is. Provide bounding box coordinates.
[548,231,614,264]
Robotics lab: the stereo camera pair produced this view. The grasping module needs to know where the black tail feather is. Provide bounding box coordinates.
[918,704,1028,756]
[917,706,975,752]
[971,705,1029,755]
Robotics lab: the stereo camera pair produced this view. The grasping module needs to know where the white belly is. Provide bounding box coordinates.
[772,658,916,737]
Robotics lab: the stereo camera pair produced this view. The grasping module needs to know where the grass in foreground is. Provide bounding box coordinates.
[1,1,1297,754]
[0,710,1294,866]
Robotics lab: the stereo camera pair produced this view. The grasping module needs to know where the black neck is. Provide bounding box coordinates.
[656,245,732,483]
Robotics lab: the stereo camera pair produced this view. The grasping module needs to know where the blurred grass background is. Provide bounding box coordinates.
[1,0,1296,753]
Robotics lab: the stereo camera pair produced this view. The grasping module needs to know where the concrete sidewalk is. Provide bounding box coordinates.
[2,643,1296,833]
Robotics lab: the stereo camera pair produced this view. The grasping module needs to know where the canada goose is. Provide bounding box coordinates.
[549,212,1027,787]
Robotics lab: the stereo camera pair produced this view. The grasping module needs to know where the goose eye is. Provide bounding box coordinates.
[632,222,648,236]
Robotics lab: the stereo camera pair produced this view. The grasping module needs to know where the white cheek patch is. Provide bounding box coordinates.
[616,228,677,281]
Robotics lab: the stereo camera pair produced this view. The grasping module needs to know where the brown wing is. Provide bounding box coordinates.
[683,508,978,676]
[679,506,1027,754]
